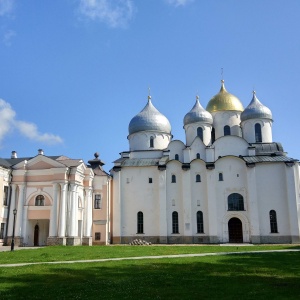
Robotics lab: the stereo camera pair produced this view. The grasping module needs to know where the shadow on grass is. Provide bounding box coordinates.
[0,252,300,299]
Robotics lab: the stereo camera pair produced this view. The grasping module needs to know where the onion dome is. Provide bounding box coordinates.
[206,80,244,113]
[241,91,272,122]
[128,96,171,135]
[184,95,213,126]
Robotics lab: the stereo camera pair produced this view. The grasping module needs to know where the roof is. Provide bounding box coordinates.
[242,155,297,164]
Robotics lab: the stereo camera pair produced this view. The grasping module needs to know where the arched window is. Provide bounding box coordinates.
[172,211,179,233]
[224,125,231,136]
[137,211,144,234]
[255,123,262,142]
[171,174,176,183]
[150,136,154,148]
[219,173,223,181]
[196,153,200,159]
[228,193,244,211]
[175,154,179,161]
[269,210,278,233]
[211,128,215,143]
[197,211,204,233]
[196,174,201,182]
[35,195,45,206]
[197,127,203,141]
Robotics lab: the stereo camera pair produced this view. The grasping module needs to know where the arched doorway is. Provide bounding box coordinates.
[228,218,243,243]
[34,224,39,246]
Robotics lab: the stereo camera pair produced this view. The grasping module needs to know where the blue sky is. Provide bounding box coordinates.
[0,0,300,172]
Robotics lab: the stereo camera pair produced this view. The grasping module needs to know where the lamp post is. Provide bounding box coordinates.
[11,208,17,251]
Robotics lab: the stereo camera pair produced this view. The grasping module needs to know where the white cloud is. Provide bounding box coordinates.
[77,0,135,28]
[165,0,193,7]
[3,29,15,46]
[0,0,14,16]
[0,99,63,146]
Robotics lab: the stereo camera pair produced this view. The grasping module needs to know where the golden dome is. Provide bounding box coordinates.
[206,80,244,113]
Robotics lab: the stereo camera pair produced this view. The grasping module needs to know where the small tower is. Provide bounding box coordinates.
[241,91,273,143]
[206,80,244,140]
[183,95,213,146]
[128,95,172,151]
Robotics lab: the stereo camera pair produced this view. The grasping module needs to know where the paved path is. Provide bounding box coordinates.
[0,249,299,268]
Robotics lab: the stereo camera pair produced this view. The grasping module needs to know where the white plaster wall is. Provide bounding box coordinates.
[128,132,171,151]
[167,140,186,162]
[241,119,273,143]
[184,123,212,146]
[190,161,209,235]
[166,161,183,236]
[212,111,242,139]
[119,166,160,237]
[130,150,163,159]
[213,136,249,159]
[189,137,207,161]
[214,157,249,242]
[255,163,290,236]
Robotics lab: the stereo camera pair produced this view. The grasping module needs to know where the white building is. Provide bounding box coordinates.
[1,151,111,247]
[111,80,300,244]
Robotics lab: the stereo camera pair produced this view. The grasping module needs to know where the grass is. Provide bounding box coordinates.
[0,251,300,299]
[0,244,299,264]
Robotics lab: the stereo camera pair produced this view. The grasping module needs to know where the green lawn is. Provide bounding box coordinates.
[0,251,299,299]
[0,244,299,264]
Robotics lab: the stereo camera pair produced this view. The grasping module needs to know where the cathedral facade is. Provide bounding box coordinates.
[1,80,300,246]
[111,81,300,244]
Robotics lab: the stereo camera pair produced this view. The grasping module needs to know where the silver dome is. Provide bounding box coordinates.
[184,96,213,126]
[128,97,171,135]
[241,92,272,122]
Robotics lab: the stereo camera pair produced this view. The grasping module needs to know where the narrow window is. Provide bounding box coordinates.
[270,210,278,233]
[197,211,204,233]
[94,194,101,209]
[228,193,244,211]
[172,211,179,233]
[197,127,203,141]
[150,136,154,148]
[149,178,152,183]
[219,173,223,181]
[255,123,262,142]
[211,128,215,143]
[78,197,82,208]
[171,175,176,183]
[3,186,8,206]
[224,125,231,136]
[196,174,201,182]
[0,223,4,239]
[175,154,179,161]
[95,232,101,240]
[137,211,144,233]
[35,195,45,206]
[196,153,200,159]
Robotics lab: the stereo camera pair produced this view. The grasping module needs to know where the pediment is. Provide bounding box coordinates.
[13,155,66,170]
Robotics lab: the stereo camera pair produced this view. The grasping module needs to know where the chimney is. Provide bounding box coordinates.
[11,151,17,159]
[38,149,44,155]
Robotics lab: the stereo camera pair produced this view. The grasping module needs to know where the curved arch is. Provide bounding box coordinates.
[26,190,53,206]
[172,211,179,233]
[224,125,231,136]
[228,217,243,243]
[255,123,262,142]
[137,211,144,234]
[228,193,244,211]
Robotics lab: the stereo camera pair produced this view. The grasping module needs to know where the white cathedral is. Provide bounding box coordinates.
[0,80,300,246]
[111,80,300,244]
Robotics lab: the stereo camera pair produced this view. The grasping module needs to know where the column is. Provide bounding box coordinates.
[22,206,28,244]
[58,183,67,237]
[7,184,16,237]
[285,165,300,243]
[84,187,92,237]
[69,184,77,237]
[206,170,218,243]
[182,169,192,242]
[158,169,167,243]
[246,166,260,243]
[49,183,59,237]
[15,184,25,237]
